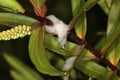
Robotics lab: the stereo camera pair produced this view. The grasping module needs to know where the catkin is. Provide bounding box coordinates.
[0,25,31,40]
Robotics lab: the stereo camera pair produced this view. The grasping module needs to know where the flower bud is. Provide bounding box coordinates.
[0,25,31,40]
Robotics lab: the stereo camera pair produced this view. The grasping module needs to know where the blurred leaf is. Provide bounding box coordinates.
[88,75,93,80]
[0,0,25,13]
[101,24,120,54]
[0,12,39,27]
[105,0,112,8]
[117,62,120,71]
[107,0,120,39]
[10,70,28,80]
[46,50,77,79]
[77,0,100,14]
[75,58,108,79]
[71,0,87,39]
[32,0,45,8]
[101,0,120,54]
[29,27,63,76]
[95,37,106,51]
[103,71,120,80]
[106,38,120,66]
[75,58,120,80]
[31,0,46,17]
[79,49,96,59]
[98,0,111,14]
[46,50,64,69]
[3,53,44,80]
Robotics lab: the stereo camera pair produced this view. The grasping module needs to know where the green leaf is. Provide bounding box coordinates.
[46,50,64,69]
[75,58,120,80]
[107,0,120,39]
[117,62,120,72]
[103,71,120,80]
[75,58,107,79]
[45,34,79,57]
[29,27,63,76]
[98,0,112,14]
[31,0,46,17]
[101,24,120,54]
[101,0,120,54]
[95,37,106,51]
[106,38,120,66]
[32,0,45,8]
[88,75,93,80]
[0,0,25,13]
[71,0,87,39]
[0,12,39,26]
[105,0,112,8]
[3,53,44,80]
[10,70,30,80]
[69,0,99,35]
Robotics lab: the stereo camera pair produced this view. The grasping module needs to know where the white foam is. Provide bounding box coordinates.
[45,15,68,47]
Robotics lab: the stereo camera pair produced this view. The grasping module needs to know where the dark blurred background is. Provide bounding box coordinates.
[0,0,107,80]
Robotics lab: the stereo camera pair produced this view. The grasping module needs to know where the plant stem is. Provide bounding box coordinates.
[24,11,53,26]
[68,32,120,76]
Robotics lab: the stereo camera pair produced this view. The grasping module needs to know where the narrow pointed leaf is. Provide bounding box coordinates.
[3,53,43,80]
[0,12,39,27]
[88,76,93,80]
[103,71,120,80]
[101,0,120,54]
[71,0,87,39]
[31,0,46,17]
[107,38,120,66]
[101,24,120,54]
[69,0,99,35]
[105,0,112,8]
[75,58,120,80]
[95,37,106,51]
[10,70,31,80]
[29,27,63,76]
[107,0,120,39]
[75,58,108,79]
[0,0,25,13]
[32,0,45,8]
[98,0,111,14]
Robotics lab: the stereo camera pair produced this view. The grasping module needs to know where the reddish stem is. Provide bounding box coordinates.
[24,11,53,26]
[85,44,116,71]
[69,32,120,76]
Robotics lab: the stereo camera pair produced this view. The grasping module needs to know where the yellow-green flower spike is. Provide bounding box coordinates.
[0,25,31,40]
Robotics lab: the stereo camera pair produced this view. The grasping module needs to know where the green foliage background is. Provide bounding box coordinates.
[0,0,120,80]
